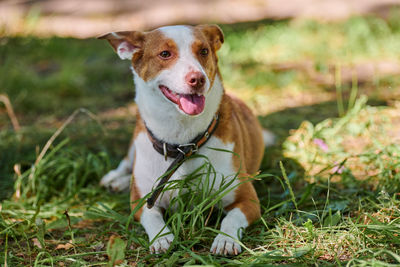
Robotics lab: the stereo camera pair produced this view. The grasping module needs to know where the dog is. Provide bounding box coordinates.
[98,25,274,255]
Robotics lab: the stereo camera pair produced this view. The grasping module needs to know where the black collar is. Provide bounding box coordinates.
[145,114,219,159]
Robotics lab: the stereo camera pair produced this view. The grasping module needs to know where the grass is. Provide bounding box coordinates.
[1,14,400,266]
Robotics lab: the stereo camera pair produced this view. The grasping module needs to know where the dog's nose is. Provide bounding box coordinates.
[185,71,206,92]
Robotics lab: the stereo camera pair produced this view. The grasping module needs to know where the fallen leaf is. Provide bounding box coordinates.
[107,235,126,267]
[32,238,43,249]
[56,243,74,250]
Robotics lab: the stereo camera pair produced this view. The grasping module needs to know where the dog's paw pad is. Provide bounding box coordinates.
[150,234,174,254]
[210,234,241,256]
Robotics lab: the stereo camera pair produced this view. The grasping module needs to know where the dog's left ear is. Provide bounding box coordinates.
[197,25,224,51]
[97,31,145,60]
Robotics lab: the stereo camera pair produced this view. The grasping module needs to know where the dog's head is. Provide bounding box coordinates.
[99,25,224,116]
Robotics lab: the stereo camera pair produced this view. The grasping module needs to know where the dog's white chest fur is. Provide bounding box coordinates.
[134,132,238,209]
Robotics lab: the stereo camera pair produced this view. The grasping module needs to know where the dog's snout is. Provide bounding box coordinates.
[185,71,206,92]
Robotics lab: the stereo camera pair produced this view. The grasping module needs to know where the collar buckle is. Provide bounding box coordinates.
[177,143,198,155]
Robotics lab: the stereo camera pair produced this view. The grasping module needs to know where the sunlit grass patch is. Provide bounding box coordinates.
[219,15,400,114]
[284,97,400,191]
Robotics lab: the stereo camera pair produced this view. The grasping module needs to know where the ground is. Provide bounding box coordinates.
[1,16,400,266]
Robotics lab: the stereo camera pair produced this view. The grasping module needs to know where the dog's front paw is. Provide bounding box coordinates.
[100,170,131,192]
[150,234,174,254]
[210,234,241,256]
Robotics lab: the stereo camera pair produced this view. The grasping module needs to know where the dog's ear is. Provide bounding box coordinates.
[197,25,224,51]
[97,31,145,60]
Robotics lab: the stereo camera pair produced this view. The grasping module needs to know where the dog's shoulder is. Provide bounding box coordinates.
[214,93,260,141]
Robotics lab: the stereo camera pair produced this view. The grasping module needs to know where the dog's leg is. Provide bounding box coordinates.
[100,142,135,191]
[141,206,174,254]
[210,207,248,255]
[210,178,260,255]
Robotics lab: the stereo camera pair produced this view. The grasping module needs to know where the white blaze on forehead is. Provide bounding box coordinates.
[158,25,194,52]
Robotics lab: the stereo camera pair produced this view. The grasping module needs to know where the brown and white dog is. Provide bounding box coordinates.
[99,25,274,255]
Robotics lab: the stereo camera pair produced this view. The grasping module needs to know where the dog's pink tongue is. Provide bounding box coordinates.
[179,94,205,115]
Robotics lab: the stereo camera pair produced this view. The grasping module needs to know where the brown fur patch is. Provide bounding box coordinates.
[224,175,261,224]
[191,28,219,91]
[195,25,224,52]
[132,30,179,81]
[130,114,146,221]
[99,29,179,82]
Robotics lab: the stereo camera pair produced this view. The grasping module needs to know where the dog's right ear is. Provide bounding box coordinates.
[97,31,145,60]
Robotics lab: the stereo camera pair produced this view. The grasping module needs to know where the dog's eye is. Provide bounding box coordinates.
[159,51,172,59]
[200,48,209,56]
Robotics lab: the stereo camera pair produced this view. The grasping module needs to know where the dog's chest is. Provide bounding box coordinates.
[133,132,238,209]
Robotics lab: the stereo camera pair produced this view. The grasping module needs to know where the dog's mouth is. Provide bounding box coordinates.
[159,85,205,115]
